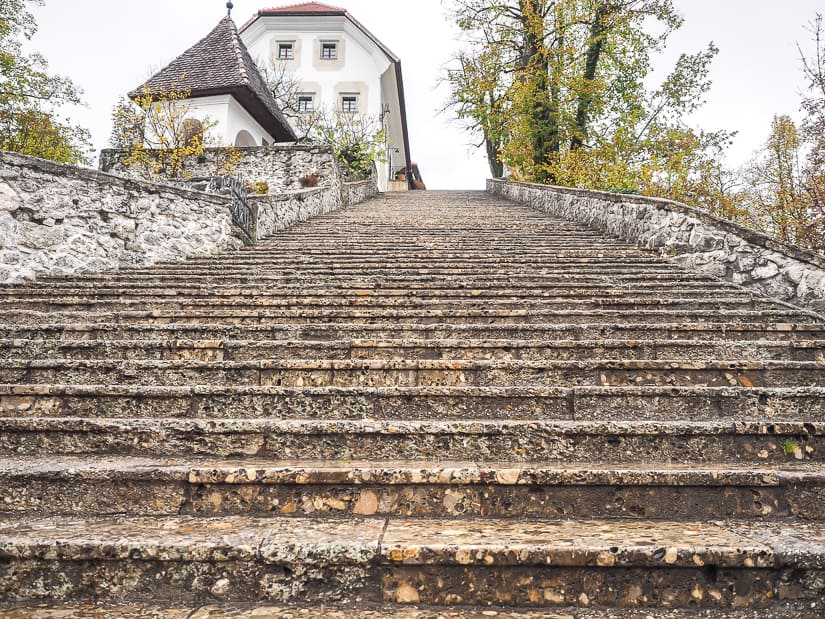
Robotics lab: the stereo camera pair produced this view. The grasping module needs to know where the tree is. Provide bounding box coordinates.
[259,62,321,141]
[799,13,825,228]
[314,110,387,180]
[742,115,817,246]
[261,61,387,179]
[443,0,729,200]
[737,16,825,254]
[109,85,220,180]
[0,0,92,164]
[442,46,508,178]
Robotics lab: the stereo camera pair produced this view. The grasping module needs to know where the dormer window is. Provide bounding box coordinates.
[278,42,295,60]
[297,93,315,113]
[321,41,338,60]
[341,93,358,114]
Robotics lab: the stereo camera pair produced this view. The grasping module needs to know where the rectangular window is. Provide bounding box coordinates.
[278,42,294,60]
[321,41,338,60]
[341,94,358,114]
[297,93,315,113]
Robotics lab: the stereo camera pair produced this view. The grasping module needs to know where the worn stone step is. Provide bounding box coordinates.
[2,359,822,388]
[0,515,821,608]
[0,297,778,313]
[0,308,813,327]
[378,518,825,609]
[0,605,820,619]
[2,338,823,362]
[0,285,748,299]
[35,273,722,286]
[1,384,824,421]
[2,322,822,343]
[130,256,678,267]
[2,281,736,295]
[0,514,382,604]
[3,415,823,460]
[2,456,822,519]
[117,264,685,277]
[181,253,662,265]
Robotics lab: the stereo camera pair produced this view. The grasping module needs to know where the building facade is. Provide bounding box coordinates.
[240,2,413,191]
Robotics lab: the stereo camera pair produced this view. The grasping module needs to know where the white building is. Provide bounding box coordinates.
[239,2,414,191]
[130,15,296,149]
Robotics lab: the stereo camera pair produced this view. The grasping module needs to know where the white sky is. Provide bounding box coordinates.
[27,0,825,190]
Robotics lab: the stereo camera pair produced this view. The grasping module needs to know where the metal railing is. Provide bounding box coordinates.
[226,176,254,243]
[198,175,255,244]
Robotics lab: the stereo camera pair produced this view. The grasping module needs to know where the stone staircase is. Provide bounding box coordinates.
[0,190,823,618]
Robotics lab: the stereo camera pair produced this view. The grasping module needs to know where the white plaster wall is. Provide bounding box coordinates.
[243,15,413,191]
[225,96,275,146]
[175,95,275,147]
[379,66,408,192]
[176,95,229,144]
[242,16,389,118]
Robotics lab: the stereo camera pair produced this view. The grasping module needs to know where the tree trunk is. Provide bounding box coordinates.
[519,0,555,182]
[485,134,505,178]
[571,3,611,151]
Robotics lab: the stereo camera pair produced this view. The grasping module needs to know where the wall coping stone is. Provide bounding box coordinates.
[248,187,327,203]
[1,151,231,207]
[490,179,825,271]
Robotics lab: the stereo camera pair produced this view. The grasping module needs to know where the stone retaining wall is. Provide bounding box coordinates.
[99,144,340,193]
[252,187,342,240]
[0,152,245,284]
[342,179,379,207]
[0,151,380,283]
[488,179,825,313]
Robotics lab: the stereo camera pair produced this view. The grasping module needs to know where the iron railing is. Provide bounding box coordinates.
[226,176,254,243]
[200,175,255,244]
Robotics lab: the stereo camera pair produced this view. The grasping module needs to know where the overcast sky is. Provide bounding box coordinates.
[27,0,825,190]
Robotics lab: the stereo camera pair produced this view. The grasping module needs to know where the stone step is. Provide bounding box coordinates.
[2,281,735,294]
[0,515,821,608]
[2,322,822,343]
[1,382,824,420]
[35,273,720,285]
[130,255,680,266]
[2,338,823,362]
[0,308,813,327]
[116,264,684,277]
[67,268,694,281]
[3,415,823,459]
[2,359,822,388]
[1,605,820,619]
[0,297,778,313]
[181,252,662,264]
[2,456,822,519]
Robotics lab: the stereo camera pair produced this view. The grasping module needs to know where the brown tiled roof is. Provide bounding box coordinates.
[259,2,345,14]
[130,17,296,142]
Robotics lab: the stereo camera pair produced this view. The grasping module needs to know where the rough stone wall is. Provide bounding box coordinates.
[252,187,342,240]
[342,180,378,206]
[99,144,339,193]
[489,179,825,313]
[0,152,245,283]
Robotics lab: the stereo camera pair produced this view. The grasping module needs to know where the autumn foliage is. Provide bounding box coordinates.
[444,1,825,253]
[0,0,92,164]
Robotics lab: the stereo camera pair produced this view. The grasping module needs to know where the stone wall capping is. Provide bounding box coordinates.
[248,187,327,203]
[1,151,231,206]
[99,144,341,194]
[488,179,825,314]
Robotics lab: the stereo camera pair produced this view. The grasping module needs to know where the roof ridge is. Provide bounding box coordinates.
[225,16,249,87]
[259,2,347,14]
